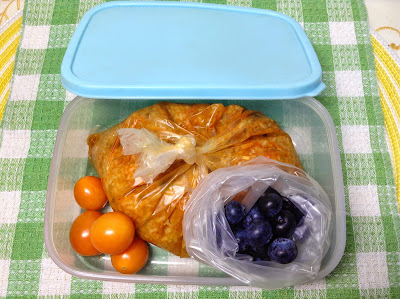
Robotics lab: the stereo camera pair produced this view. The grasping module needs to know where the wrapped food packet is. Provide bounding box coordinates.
[87,102,303,257]
[183,156,332,289]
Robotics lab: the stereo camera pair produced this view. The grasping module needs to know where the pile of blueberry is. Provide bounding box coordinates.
[224,187,304,264]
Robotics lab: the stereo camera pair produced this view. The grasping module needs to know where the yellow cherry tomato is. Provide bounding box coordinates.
[111,236,149,274]
[90,212,135,255]
[74,176,108,210]
[69,210,102,256]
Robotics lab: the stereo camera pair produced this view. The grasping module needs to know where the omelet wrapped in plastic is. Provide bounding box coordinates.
[87,102,302,257]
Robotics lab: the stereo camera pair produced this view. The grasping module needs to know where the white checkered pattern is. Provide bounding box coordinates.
[0,259,10,297]
[21,26,50,49]
[356,252,389,289]
[0,130,31,158]
[341,125,372,154]
[329,22,357,45]
[349,185,380,217]
[0,191,21,224]
[335,71,364,97]
[9,75,40,101]
[102,281,136,294]
[38,258,71,296]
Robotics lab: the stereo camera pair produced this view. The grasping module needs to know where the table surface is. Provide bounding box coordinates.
[0,0,399,298]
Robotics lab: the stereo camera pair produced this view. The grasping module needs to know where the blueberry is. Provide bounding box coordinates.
[272,210,297,238]
[225,201,246,225]
[233,227,248,252]
[250,244,270,261]
[268,238,298,264]
[245,219,273,247]
[243,205,264,226]
[282,197,304,224]
[257,192,283,218]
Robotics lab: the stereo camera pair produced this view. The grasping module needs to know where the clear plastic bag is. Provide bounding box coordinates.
[183,156,332,289]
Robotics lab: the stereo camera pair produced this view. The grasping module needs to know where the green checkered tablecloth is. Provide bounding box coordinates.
[0,0,398,298]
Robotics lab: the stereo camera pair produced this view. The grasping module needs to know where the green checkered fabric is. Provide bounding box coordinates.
[0,0,398,298]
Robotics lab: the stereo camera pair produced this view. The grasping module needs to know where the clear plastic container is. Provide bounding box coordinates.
[44,97,345,285]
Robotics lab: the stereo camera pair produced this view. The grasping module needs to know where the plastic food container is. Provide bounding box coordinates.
[45,97,345,285]
[45,1,346,286]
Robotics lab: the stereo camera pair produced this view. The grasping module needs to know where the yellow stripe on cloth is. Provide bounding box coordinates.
[0,32,20,70]
[371,32,400,208]
[0,14,21,45]
[375,56,400,124]
[0,88,10,119]
[0,14,22,121]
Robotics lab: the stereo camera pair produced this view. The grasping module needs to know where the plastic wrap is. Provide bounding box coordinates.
[183,156,332,289]
[117,128,197,183]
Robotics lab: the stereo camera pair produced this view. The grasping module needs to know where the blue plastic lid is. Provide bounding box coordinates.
[61,1,325,99]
